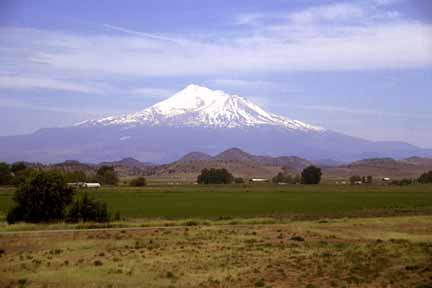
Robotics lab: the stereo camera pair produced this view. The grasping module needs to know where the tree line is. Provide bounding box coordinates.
[197,165,322,185]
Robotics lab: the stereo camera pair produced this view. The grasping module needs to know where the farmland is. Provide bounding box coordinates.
[1,184,432,220]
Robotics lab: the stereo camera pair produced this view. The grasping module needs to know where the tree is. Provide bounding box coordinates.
[350,175,362,185]
[130,176,147,187]
[63,170,88,183]
[7,171,74,224]
[418,171,432,184]
[293,174,301,184]
[272,172,293,184]
[366,176,373,184]
[0,162,12,185]
[197,168,234,184]
[11,162,27,174]
[96,166,118,185]
[10,162,32,186]
[301,166,322,185]
[66,192,110,223]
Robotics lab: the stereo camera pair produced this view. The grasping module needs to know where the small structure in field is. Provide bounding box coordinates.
[68,182,101,188]
[249,178,269,183]
[83,183,101,188]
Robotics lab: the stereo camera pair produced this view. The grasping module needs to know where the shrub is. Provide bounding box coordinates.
[197,168,234,184]
[130,177,147,187]
[301,166,322,185]
[234,177,244,184]
[66,192,110,223]
[7,171,74,224]
[418,171,432,184]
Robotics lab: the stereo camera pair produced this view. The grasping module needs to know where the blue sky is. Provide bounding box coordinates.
[0,0,431,147]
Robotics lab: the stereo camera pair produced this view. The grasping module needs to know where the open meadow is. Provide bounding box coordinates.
[1,216,432,287]
[1,184,432,287]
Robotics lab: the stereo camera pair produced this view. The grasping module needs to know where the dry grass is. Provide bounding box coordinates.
[1,216,431,287]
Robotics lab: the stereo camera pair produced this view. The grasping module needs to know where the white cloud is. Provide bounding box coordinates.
[288,3,365,24]
[0,75,102,94]
[209,79,275,88]
[294,104,432,120]
[373,0,404,6]
[0,2,431,81]
[129,88,174,98]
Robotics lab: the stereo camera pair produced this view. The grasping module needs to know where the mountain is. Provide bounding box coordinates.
[1,84,431,163]
[79,84,322,131]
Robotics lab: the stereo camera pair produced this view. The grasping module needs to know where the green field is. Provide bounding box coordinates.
[1,184,432,219]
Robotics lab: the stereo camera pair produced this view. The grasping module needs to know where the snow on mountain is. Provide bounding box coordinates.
[79,84,324,132]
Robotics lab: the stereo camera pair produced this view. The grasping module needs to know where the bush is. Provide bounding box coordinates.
[301,166,322,185]
[66,192,110,223]
[418,171,432,184]
[0,162,12,185]
[197,168,234,184]
[130,177,147,187]
[7,171,74,224]
[96,166,118,185]
[234,177,244,184]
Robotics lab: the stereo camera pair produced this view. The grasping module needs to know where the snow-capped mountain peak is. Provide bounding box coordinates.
[79,84,324,132]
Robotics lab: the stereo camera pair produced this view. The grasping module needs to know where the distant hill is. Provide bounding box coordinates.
[177,152,212,162]
[99,157,154,169]
[153,148,312,181]
[13,150,432,182]
[323,157,432,179]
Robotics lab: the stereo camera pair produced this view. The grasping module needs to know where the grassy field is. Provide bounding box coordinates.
[1,216,431,287]
[1,184,432,220]
[1,185,432,287]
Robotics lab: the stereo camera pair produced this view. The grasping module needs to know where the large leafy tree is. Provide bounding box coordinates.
[7,171,75,223]
[66,192,109,223]
[96,166,118,185]
[197,168,234,184]
[301,166,322,185]
[418,171,432,184]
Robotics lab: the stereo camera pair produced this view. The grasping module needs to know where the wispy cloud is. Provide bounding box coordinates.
[288,3,366,24]
[103,24,179,43]
[294,104,432,120]
[0,1,431,83]
[0,75,102,94]
[129,88,174,98]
